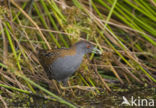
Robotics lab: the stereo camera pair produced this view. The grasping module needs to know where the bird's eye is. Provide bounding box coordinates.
[86,45,90,48]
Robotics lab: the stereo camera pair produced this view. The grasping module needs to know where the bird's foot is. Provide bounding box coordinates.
[60,85,98,91]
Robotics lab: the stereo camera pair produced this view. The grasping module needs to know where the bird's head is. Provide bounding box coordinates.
[74,40,101,55]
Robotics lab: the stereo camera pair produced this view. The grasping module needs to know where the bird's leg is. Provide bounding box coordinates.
[49,80,61,94]
[59,78,69,89]
[62,79,68,86]
[59,79,76,96]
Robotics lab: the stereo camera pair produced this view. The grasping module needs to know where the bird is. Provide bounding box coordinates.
[36,40,101,84]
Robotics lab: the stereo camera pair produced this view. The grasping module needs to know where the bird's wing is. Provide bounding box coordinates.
[38,48,69,58]
[37,48,70,66]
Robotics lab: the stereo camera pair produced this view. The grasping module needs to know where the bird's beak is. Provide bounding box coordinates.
[92,47,102,54]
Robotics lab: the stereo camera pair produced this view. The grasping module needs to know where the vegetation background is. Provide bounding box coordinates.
[0,0,156,107]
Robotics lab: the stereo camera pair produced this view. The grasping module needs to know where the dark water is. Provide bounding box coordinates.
[1,85,155,107]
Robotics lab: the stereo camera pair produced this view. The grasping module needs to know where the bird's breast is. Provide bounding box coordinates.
[50,53,84,81]
[54,54,83,71]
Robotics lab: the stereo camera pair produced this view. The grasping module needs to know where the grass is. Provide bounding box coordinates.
[0,0,156,107]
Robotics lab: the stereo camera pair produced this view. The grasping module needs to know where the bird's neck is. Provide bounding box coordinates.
[71,46,84,56]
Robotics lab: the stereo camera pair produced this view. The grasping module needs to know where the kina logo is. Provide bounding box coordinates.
[121,96,154,107]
